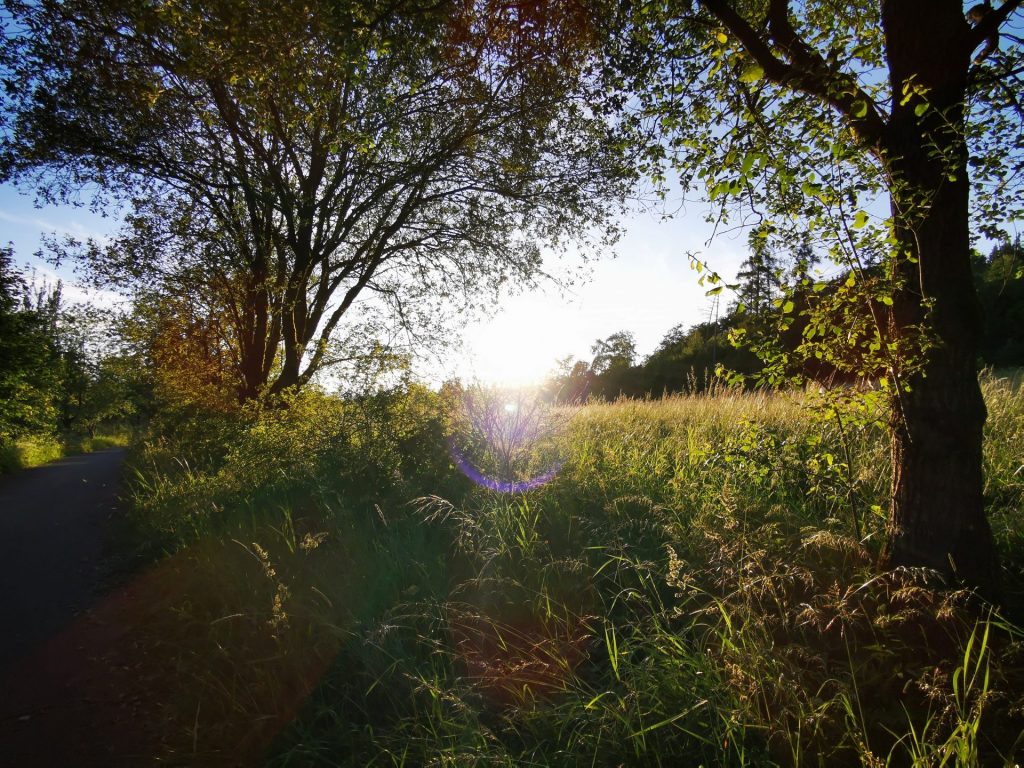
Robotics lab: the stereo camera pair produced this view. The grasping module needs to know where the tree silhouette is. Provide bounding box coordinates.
[2,0,632,401]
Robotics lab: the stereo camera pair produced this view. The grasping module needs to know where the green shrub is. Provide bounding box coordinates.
[117,377,1024,766]
[0,434,64,473]
[124,383,465,548]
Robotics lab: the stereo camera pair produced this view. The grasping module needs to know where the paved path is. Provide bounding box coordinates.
[0,448,125,676]
[0,449,323,766]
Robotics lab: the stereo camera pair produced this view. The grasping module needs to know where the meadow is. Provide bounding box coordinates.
[115,373,1024,766]
[0,426,133,474]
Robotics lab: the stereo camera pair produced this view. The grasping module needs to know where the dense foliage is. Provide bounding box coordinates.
[0,247,62,442]
[0,247,140,470]
[553,238,1024,401]
[976,237,1024,367]
[102,374,1024,765]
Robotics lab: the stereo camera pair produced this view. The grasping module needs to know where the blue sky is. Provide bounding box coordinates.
[0,185,125,307]
[0,180,747,386]
[452,208,748,385]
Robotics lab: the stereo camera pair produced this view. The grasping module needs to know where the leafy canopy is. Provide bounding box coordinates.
[1,0,635,399]
[605,0,1023,387]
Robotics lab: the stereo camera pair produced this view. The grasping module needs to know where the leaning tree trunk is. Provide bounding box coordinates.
[881,0,1000,597]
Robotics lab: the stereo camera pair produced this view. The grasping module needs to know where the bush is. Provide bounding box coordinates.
[124,383,465,548]
[115,377,1024,765]
[0,434,63,473]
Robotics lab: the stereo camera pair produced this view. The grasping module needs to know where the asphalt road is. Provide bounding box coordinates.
[0,448,125,676]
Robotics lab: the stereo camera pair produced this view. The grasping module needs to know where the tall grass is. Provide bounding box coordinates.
[117,379,1024,766]
[0,424,133,474]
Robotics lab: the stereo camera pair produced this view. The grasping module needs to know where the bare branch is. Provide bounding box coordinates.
[968,0,1024,51]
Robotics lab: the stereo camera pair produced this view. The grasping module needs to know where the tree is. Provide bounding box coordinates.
[787,235,820,287]
[0,248,130,440]
[0,248,60,440]
[49,302,153,433]
[588,329,641,398]
[640,318,760,393]
[974,235,1024,366]
[589,330,638,374]
[2,0,632,401]
[732,227,782,317]
[543,355,593,403]
[614,0,1024,594]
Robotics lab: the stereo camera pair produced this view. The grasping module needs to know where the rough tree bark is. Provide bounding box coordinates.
[696,0,1022,596]
[881,0,1000,593]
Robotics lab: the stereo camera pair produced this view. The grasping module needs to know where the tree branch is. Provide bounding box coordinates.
[969,0,1024,50]
[699,0,886,146]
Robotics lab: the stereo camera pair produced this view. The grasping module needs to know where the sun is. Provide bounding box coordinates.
[459,295,578,387]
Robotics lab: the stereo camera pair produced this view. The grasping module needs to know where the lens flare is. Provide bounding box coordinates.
[449,385,566,493]
[450,445,561,493]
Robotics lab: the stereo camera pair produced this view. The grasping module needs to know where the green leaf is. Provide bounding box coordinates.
[801,181,822,197]
[852,100,868,118]
[706,285,724,296]
[739,64,764,83]
[853,211,869,229]
[782,300,794,314]
[914,102,929,117]
[710,181,731,199]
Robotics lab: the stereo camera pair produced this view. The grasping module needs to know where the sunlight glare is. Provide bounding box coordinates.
[459,296,574,386]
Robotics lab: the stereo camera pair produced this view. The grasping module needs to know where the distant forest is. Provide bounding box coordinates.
[5,235,1020,439]
[550,236,1024,400]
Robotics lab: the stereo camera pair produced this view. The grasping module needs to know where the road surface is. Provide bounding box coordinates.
[0,448,125,675]
[0,448,317,766]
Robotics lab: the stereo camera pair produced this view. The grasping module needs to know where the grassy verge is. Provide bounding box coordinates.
[0,425,134,475]
[112,378,1024,766]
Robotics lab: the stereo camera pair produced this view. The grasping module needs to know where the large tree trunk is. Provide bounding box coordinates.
[233,263,276,402]
[885,181,999,594]
[881,0,1000,597]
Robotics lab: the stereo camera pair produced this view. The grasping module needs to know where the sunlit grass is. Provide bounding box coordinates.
[0,425,135,475]
[0,434,64,473]
[66,428,134,454]
[113,376,1024,765]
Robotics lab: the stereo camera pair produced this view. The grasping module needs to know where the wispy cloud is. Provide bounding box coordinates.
[26,263,127,310]
[0,209,113,245]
